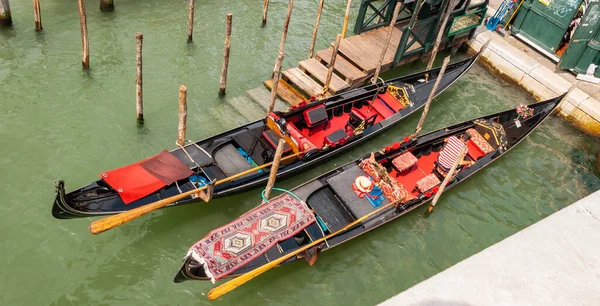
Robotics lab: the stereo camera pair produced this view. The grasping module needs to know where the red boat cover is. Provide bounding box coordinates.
[185,193,316,282]
[100,150,193,204]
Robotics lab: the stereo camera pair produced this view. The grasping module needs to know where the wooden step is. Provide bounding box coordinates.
[228,96,266,122]
[263,78,307,106]
[246,87,289,112]
[315,47,367,86]
[282,67,325,98]
[298,58,350,94]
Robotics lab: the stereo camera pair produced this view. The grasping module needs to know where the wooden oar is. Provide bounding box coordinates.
[207,194,405,300]
[411,56,450,139]
[89,151,304,235]
[427,145,468,213]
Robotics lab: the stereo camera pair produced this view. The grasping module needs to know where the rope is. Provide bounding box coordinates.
[261,187,302,203]
[176,142,201,169]
[186,139,212,159]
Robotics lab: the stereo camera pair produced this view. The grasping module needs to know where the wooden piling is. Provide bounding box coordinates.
[187,0,194,41]
[267,0,294,113]
[426,0,459,70]
[307,0,325,59]
[0,0,12,26]
[263,139,286,202]
[323,34,342,94]
[177,85,188,146]
[341,0,352,39]
[32,0,42,31]
[135,33,144,123]
[219,13,232,96]
[412,56,450,138]
[99,0,114,11]
[372,1,402,84]
[262,0,269,25]
[78,0,90,69]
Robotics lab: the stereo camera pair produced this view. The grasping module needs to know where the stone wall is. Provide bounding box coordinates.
[466,31,600,138]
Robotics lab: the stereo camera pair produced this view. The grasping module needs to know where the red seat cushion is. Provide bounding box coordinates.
[392,152,418,172]
[369,99,394,119]
[351,107,368,120]
[303,104,328,127]
[286,122,317,151]
[416,174,441,192]
[378,92,404,112]
[466,139,485,161]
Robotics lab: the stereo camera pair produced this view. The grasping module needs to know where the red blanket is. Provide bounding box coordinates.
[185,193,315,282]
[100,150,193,204]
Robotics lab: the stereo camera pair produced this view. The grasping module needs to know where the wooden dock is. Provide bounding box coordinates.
[264,24,422,106]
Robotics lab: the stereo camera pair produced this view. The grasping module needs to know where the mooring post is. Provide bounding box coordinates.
[262,0,269,25]
[372,1,402,84]
[323,34,341,95]
[32,0,42,30]
[135,33,144,123]
[0,0,12,26]
[219,13,232,96]
[267,0,294,113]
[341,0,352,39]
[187,0,194,41]
[177,85,188,146]
[307,0,325,58]
[99,0,114,11]
[78,0,90,69]
[412,56,450,138]
[263,139,286,202]
[426,0,459,70]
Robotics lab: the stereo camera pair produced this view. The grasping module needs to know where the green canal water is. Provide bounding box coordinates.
[1,1,599,305]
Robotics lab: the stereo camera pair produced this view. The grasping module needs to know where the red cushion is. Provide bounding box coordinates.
[369,99,394,119]
[416,174,441,193]
[392,152,418,172]
[303,104,328,127]
[466,139,485,161]
[378,92,404,112]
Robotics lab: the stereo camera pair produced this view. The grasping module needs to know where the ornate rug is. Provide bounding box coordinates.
[185,193,315,282]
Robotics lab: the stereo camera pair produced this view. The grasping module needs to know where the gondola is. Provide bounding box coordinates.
[52,54,479,219]
[174,95,564,286]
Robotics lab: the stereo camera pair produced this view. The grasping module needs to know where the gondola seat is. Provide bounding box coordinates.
[262,129,292,153]
[391,152,418,173]
[377,92,405,112]
[323,129,348,147]
[368,98,395,119]
[466,128,494,158]
[286,122,317,151]
[415,173,441,193]
[346,107,377,133]
[303,104,329,136]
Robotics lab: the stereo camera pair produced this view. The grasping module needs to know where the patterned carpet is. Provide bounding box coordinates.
[185,193,315,282]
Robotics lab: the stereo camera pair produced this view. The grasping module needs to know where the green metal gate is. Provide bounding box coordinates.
[557,0,600,76]
[512,0,584,53]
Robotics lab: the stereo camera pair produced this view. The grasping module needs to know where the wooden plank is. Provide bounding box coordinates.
[263,78,306,106]
[246,87,288,112]
[336,39,380,73]
[282,67,324,97]
[299,58,350,94]
[315,47,367,85]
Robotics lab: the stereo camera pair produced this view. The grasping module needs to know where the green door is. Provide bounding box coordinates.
[557,0,600,73]
[512,0,584,53]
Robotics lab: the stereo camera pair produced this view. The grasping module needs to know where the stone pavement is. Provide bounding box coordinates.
[378,190,600,306]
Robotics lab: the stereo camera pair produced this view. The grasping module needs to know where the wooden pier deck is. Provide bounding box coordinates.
[264,24,422,106]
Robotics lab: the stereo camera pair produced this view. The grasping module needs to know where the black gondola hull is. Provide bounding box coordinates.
[52,55,480,219]
[174,95,564,283]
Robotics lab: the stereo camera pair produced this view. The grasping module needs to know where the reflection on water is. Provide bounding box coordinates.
[0,0,598,305]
